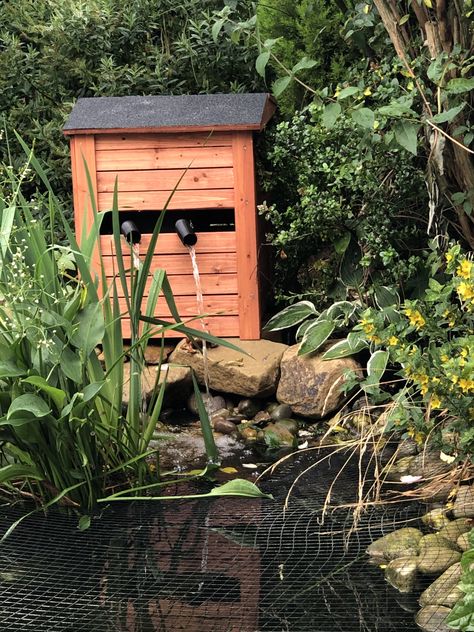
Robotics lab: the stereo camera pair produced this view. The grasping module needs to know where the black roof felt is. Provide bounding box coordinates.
[64,93,273,133]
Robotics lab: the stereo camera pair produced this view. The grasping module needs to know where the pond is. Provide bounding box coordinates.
[0,449,428,631]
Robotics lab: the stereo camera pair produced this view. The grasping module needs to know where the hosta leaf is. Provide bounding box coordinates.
[264,301,317,331]
[322,337,367,360]
[298,320,335,356]
[366,350,389,385]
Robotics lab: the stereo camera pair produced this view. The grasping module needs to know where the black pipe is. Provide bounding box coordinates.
[120,220,141,244]
[175,219,197,247]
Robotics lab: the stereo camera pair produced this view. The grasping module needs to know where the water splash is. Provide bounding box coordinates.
[131,243,141,270]
[187,245,210,399]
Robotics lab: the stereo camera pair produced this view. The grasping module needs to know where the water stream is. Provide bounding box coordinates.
[187,245,211,399]
[131,243,141,271]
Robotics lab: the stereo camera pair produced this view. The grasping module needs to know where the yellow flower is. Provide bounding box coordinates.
[360,318,375,335]
[373,120,380,129]
[431,394,442,409]
[441,354,449,362]
[459,378,474,393]
[460,348,468,357]
[388,336,399,346]
[457,281,474,302]
[456,258,473,280]
[445,253,453,263]
[404,308,426,329]
[368,335,382,344]
[364,87,372,96]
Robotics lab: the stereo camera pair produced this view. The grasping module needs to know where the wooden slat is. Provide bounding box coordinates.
[120,315,240,339]
[115,295,238,317]
[107,273,238,296]
[100,232,236,255]
[102,252,237,276]
[97,167,234,193]
[95,132,233,150]
[98,189,235,211]
[95,146,233,171]
[66,124,263,136]
[232,132,261,340]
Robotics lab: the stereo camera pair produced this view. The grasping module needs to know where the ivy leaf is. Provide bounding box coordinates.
[351,107,375,129]
[256,51,270,78]
[322,102,341,129]
[445,78,474,94]
[298,320,335,356]
[432,103,466,124]
[273,76,292,97]
[393,121,418,155]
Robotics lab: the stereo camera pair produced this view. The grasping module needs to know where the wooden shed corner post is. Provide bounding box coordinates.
[69,134,102,291]
[232,131,261,340]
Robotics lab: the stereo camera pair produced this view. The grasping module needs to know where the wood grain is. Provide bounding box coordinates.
[95,132,233,150]
[97,167,234,193]
[101,252,237,276]
[106,273,238,296]
[100,232,236,255]
[96,146,233,171]
[120,315,240,339]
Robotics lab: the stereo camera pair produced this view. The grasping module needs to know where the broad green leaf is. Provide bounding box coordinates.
[22,376,66,410]
[379,102,416,118]
[71,303,105,356]
[366,350,389,385]
[264,301,317,331]
[340,240,363,288]
[273,76,292,97]
[322,102,342,129]
[292,56,317,73]
[298,320,335,355]
[327,301,358,319]
[256,51,270,78]
[375,285,400,308]
[208,479,272,498]
[296,318,316,341]
[427,55,446,83]
[394,121,418,155]
[347,331,368,351]
[351,107,375,129]
[78,515,91,531]
[337,86,359,100]
[445,77,474,94]
[0,206,15,259]
[0,463,42,483]
[211,18,225,43]
[334,231,351,254]
[322,335,367,360]
[0,361,26,379]
[7,394,50,419]
[432,103,466,124]
[399,14,410,25]
[60,347,83,383]
[82,381,105,403]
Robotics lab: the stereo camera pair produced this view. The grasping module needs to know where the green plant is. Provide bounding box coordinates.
[0,142,267,527]
[447,528,474,630]
[265,241,474,460]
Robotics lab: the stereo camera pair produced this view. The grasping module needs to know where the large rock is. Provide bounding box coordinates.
[169,339,287,398]
[453,485,474,518]
[367,528,423,561]
[415,606,452,632]
[438,518,473,545]
[385,556,418,593]
[419,563,463,607]
[417,545,461,575]
[276,344,362,419]
[122,362,192,406]
[383,450,451,482]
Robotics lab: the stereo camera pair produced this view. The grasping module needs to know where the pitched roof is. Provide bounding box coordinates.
[64,93,275,135]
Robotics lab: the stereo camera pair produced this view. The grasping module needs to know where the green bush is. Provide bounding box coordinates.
[0,0,263,219]
[260,104,428,306]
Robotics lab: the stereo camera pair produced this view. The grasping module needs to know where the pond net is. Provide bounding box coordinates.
[0,450,464,632]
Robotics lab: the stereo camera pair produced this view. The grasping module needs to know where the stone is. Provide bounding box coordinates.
[213,417,237,435]
[395,438,419,458]
[457,533,470,552]
[419,563,463,607]
[421,509,451,531]
[122,363,192,406]
[419,534,459,553]
[438,518,473,545]
[263,422,296,448]
[366,528,423,561]
[237,399,262,418]
[274,419,299,435]
[417,546,461,575]
[415,606,452,632]
[253,411,271,424]
[239,427,258,442]
[276,344,362,419]
[453,485,474,518]
[187,392,224,416]
[383,450,451,482]
[210,407,230,420]
[270,403,293,421]
[143,343,174,365]
[382,456,416,481]
[385,556,418,593]
[169,338,288,398]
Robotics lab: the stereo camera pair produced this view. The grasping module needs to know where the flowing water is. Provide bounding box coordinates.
[131,243,141,271]
[188,245,211,399]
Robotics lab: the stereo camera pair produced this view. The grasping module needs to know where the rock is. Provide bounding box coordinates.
[457,533,470,552]
[385,556,418,593]
[438,518,473,544]
[253,411,271,424]
[421,509,451,531]
[122,363,192,406]
[211,395,227,411]
[383,456,416,481]
[453,485,474,518]
[237,399,261,418]
[366,528,423,561]
[210,407,230,420]
[266,402,279,414]
[239,426,258,442]
[383,450,451,482]
[187,393,226,416]
[419,534,460,553]
[270,403,293,421]
[144,344,174,365]
[227,414,246,424]
[213,417,237,435]
[415,606,452,632]
[169,338,288,397]
[419,563,463,607]
[417,546,461,575]
[263,422,296,448]
[276,344,362,419]
[395,438,419,458]
[274,419,299,435]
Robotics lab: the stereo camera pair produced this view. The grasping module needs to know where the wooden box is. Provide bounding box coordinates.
[64,94,275,339]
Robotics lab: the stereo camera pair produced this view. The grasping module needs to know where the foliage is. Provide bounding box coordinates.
[265,242,474,460]
[259,104,427,304]
[0,0,262,223]
[0,144,259,520]
[447,529,474,630]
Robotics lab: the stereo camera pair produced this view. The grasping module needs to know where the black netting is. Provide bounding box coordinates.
[0,450,456,632]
